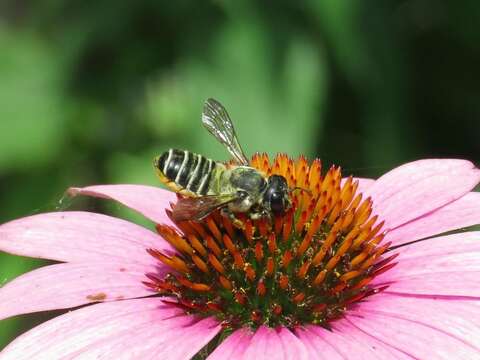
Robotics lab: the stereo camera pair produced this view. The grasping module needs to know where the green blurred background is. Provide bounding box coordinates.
[1,0,479,348]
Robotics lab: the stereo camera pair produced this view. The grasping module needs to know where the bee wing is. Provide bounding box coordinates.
[172,194,238,222]
[202,98,249,166]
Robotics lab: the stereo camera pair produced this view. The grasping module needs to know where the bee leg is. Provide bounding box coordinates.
[249,212,262,220]
[249,209,273,225]
[221,208,245,229]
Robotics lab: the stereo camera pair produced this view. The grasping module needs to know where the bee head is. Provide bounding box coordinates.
[263,175,290,214]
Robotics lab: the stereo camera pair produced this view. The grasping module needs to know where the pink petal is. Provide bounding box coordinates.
[0,298,221,360]
[0,262,162,321]
[363,159,480,230]
[70,316,220,359]
[68,185,176,225]
[242,326,309,360]
[375,232,480,296]
[0,211,173,263]
[296,323,411,359]
[356,178,375,194]
[207,328,254,360]
[348,293,480,358]
[356,292,480,350]
[294,327,342,360]
[386,191,480,245]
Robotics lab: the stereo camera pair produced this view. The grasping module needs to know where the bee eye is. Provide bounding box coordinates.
[270,192,285,213]
[271,192,282,200]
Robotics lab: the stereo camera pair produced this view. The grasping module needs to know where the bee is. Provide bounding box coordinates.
[154,98,291,223]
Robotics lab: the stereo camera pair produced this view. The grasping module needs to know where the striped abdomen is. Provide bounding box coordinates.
[154,149,217,196]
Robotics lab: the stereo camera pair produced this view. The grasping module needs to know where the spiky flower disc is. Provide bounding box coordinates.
[145,153,395,329]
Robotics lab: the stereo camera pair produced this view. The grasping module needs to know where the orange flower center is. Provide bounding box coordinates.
[145,153,396,329]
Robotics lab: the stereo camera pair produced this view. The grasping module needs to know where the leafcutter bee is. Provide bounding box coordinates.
[154,98,291,223]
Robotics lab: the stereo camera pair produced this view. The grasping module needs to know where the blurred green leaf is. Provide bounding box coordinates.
[143,15,327,161]
[0,28,68,173]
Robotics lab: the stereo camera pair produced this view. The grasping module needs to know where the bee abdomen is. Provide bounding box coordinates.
[155,149,216,195]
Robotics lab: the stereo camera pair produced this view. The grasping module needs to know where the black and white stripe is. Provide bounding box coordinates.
[156,149,216,195]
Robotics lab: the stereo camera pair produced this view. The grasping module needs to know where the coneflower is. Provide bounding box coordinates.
[0,156,479,359]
